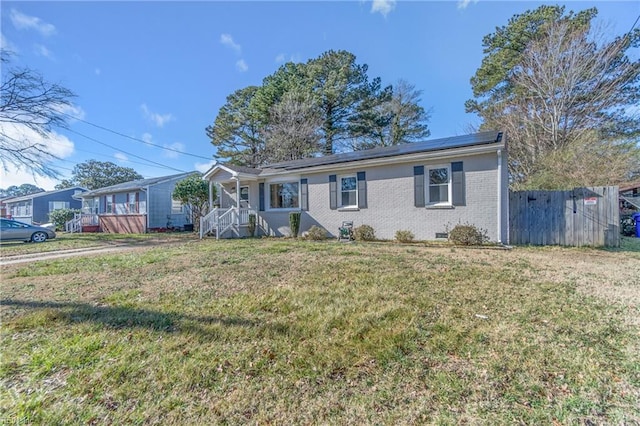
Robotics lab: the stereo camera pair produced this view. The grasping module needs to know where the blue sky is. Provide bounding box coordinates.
[1,0,638,190]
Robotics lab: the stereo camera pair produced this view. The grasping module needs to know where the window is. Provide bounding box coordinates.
[128,192,138,213]
[239,186,249,202]
[427,166,451,205]
[106,195,114,214]
[340,175,357,207]
[171,198,183,214]
[50,201,69,211]
[269,182,299,209]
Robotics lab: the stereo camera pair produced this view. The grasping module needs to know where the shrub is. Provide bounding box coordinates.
[289,212,301,238]
[248,213,257,237]
[48,208,80,231]
[354,224,375,241]
[448,223,489,246]
[304,225,328,241]
[395,230,415,243]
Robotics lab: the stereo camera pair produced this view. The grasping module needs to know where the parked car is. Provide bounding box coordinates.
[0,218,56,243]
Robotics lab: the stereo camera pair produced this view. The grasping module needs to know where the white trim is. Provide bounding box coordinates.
[426,164,452,207]
[338,174,358,209]
[266,181,301,211]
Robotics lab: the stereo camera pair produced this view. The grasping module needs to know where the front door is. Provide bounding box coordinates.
[239,186,250,208]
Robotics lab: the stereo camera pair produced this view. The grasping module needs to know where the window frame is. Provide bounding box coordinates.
[426,164,452,206]
[128,192,138,214]
[338,174,358,209]
[267,181,300,211]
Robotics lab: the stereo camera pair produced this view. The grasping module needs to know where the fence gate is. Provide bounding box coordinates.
[509,186,619,247]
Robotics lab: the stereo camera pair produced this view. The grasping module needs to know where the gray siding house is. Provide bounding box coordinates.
[4,187,86,225]
[201,131,509,243]
[75,172,197,233]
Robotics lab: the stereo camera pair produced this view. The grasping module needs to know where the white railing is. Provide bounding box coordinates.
[199,208,256,239]
[65,213,99,233]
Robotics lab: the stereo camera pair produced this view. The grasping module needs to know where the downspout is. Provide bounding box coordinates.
[209,180,214,210]
[496,149,502,244]
[141,186,150,233]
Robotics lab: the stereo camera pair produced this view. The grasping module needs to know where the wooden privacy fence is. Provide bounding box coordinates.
[509,186,619,247]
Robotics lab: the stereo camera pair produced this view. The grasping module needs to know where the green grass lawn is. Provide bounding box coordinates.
[1,238,639,424]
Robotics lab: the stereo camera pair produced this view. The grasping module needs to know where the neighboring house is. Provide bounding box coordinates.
[201,131,509,243]
[74,172,197,234]
[3,187,86,225]
[0,196,16,218]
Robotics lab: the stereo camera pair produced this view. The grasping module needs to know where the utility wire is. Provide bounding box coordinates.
[61,112,214,160]
[65,128,188,173]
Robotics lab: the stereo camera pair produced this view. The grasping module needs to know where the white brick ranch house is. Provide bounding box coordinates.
[201,131,509,243]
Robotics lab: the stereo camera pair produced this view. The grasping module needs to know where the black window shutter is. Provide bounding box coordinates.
[300,178,308,211]
[329,175,337,210]
[451,161,465,206]
[357,171,367,209]
[414,166,425,207]
[259,183,265,211]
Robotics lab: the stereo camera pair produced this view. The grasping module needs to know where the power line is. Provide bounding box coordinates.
[65,128,188,173]
[61,112,214,160]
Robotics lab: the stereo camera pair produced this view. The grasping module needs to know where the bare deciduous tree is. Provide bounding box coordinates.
[263,92,322,163]
[507,20,640,187]
[0,50,76,178]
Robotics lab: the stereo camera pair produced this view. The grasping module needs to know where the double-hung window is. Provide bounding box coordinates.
[106,196,114,214]
[427,165,451,205]
[128,192,138,213]
[340,175,357,208]
[269,182,299,209]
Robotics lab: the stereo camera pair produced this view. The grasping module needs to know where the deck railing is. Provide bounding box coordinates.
[199,208,255,239]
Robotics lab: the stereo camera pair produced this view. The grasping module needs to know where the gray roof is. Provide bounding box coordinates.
[223,164,263,175]
[80,172,197,197]
[4,186,87,203]
[266,131,503,171]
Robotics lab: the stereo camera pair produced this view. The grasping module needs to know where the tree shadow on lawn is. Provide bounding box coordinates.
[0,299,279,338]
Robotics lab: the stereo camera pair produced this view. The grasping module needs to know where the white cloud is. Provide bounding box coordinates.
[457,0,479,10]
[140,104,174,128]
[220,33,241,54]
[114,152,129,162]
[275,53,301,64]
[0,122,75,190]
[10,9,56,37]
[0,33,19,53]
[236,59,248,72]
[34,44,53,59]
[162,142,186,159]
[195,160,216,173]
[95,68,101,76]
[52,103,86,121]
[275,53,286,63]
[141,132,153,144]
[371,0,396,17]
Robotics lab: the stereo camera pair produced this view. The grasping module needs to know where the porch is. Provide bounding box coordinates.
[65,213,99,233]
[200,207,256,239]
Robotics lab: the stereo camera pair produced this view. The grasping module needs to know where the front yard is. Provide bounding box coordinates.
[1,238,639,424]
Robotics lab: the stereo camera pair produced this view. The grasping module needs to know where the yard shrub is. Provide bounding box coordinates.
[48,208,80,230]
[248,213,257,237]
[304,225,328,241]
[289,212,301,238]
[395,230,414,243]
[448,223,489,246]
[354,224,375,241]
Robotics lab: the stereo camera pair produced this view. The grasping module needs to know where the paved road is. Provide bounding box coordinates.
[0,245,138,266]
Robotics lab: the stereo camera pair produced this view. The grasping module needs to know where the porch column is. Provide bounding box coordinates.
[209,181,214,210]
[235,177,240,230]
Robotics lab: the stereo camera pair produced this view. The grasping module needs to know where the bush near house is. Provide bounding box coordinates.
[395,230,415,243]
[48,208,80,231]
[448,223,489,246]
[354,224,375,241]
[304,225,328,240]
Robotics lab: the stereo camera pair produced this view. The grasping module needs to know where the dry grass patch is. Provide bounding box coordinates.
[1,239,639,424]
